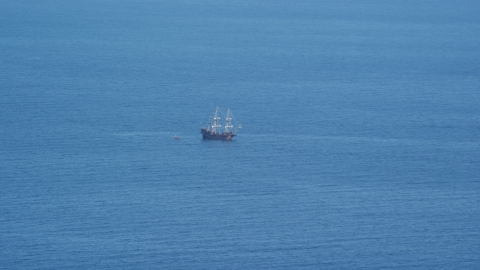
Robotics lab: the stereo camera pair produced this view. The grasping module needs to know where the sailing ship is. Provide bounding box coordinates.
[201,107,241,140]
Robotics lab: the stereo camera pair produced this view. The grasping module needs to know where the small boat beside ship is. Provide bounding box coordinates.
[201,107,241,140]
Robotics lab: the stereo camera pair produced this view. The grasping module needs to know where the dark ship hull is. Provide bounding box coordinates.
[201,128,236,140]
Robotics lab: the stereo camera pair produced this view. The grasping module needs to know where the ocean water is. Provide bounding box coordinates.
[1,0,479,269]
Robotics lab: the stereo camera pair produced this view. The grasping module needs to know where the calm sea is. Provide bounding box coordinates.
[1,0,479,269]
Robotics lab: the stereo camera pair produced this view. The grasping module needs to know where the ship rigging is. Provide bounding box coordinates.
[201,107,241,140]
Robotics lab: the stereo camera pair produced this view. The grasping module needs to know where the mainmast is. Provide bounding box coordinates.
[224,108,233,133]
[211,106,222,134]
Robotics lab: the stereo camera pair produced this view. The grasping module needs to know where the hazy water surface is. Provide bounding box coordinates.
[1,0,479,269]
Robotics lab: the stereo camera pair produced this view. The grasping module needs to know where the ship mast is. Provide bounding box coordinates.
[224,108,233,133]
[212,106,222,134]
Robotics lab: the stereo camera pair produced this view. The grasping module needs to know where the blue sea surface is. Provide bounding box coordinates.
[1,0,479,269]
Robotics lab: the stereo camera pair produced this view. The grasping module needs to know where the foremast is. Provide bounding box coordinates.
[224,108,233,133]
